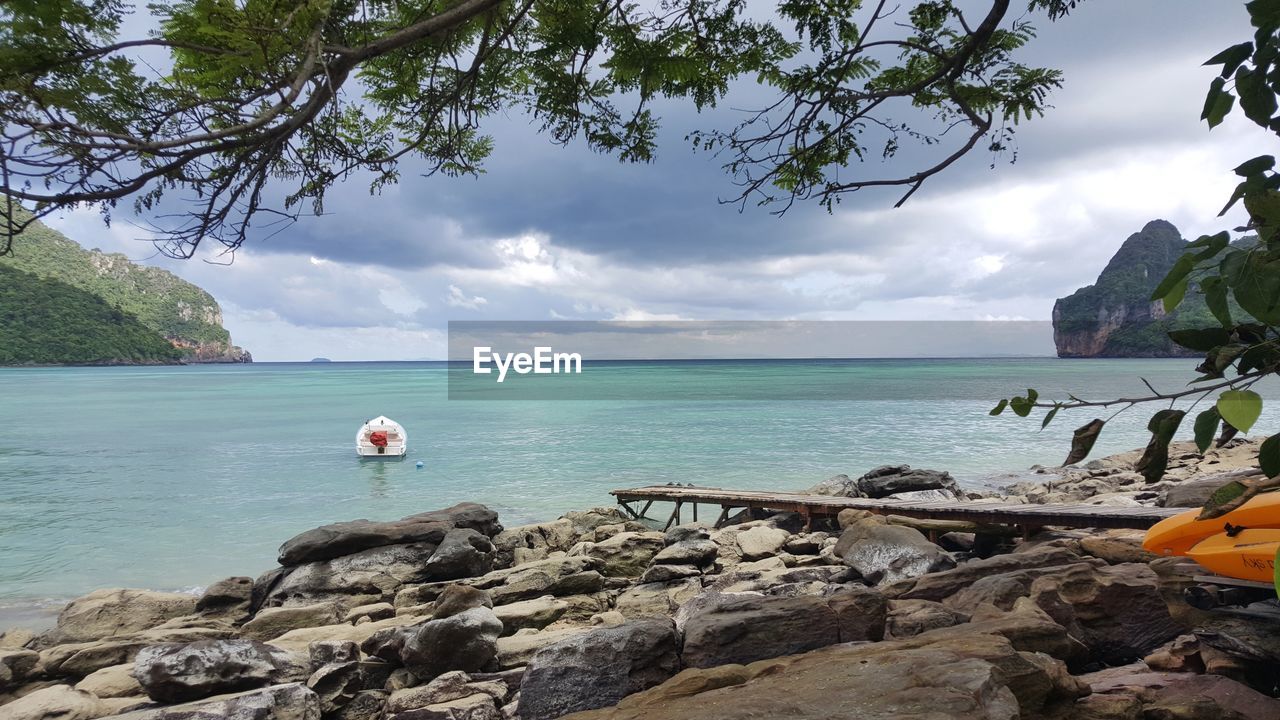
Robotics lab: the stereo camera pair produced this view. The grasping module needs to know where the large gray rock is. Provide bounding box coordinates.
[856,465,961,499]
[307,661,363,713]
[0,648,40,690]
[882,546,1087,601]
[517,619,681,720]
[1030,562,1182,664]
[241,602,344,641]
[41,589,198,645]
[574,532,666,577]
[650,539,718,567]
[400,607,503,679]
[836,520,954,585]
[885,599,970,639]
[133,638,307,703]
[260,541,454,608]
[805,473,864,497]
[106,682,320,720]
[195,577,253,616]
[679,594,840,669]
[422,528,496,581]
[735,526,790,561]
[278,503,500,566]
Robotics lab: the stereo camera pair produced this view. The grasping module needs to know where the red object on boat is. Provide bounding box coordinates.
[369,431,388,448]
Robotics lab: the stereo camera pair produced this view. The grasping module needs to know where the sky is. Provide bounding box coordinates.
[43,1,1267,361]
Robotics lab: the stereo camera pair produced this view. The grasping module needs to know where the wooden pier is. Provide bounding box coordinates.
[611,485,1184,534]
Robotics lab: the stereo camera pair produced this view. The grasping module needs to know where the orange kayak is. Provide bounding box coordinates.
[1143,492,1280,557]
[1185,529,1280,583]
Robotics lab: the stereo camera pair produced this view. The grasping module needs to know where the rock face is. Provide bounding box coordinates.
[41,588,198,646]
[564,633,1084,720]
[277,503,501,566]
[133,639,307,703]
[681,594,843,668]
[836,514,955,585]
[1052,220,1208,358]
[399,607,503,679]
[106,682,320,720]
[518,619,681,720]
[0,685,106,720]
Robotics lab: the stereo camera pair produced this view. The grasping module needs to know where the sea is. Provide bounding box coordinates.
[1,358,1276,628]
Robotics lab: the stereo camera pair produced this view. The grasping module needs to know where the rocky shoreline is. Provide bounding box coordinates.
[2,441,1278,720]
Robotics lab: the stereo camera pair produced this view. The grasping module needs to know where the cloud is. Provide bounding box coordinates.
[446,285,488,310]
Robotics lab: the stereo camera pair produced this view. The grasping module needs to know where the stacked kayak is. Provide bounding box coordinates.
[1143,492,1280,583]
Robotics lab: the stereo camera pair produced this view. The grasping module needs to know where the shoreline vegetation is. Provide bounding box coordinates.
[2,441,1278,719]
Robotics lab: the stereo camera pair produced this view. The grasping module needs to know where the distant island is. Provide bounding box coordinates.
[310,357,333,362]
[0,211,250,366]
[1052,220,1236,358]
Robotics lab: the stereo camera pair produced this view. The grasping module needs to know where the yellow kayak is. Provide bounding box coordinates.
[1143,491,1280,557]
[1185,529,1280,583]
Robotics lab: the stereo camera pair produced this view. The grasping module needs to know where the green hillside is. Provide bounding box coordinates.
[1052,220,1239,357]
[0,265,182,365]
[0,210,249,363]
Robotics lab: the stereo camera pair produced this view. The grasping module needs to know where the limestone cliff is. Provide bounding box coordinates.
[1052,220,1210,358]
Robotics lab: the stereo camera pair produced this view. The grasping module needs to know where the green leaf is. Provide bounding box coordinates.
[1201,276,1233,327]
[1235,66,1278,126]
[1224,246,1280,324]
[1217,389,1264,433]
[1202,78,1235,128]
[1010,389,1039,418]
[1203,480,1247,515]
[1150,255,1196,303]
[1135,409,1186,483]
[1163,275,1189,313]
[1261,434,1280,477]
[1168,327,1231,351]
[989,399,1008,416]
[1041,403,1061,430]
[1234,154,1276,176]
[1193,408,1221,453]
[1205,42,1254,78]
[1063,418,1105,466]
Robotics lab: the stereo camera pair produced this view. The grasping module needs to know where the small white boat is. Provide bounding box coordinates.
[356,416,408,457]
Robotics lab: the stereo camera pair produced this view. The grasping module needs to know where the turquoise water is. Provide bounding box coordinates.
[1,359,1276,623]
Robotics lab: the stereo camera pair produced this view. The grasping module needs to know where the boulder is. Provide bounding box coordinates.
[74,662,142,698]
[493,596,568,635]
[308,640,360,671]
[278,503,499,567]
[423,528,496,581]
[885,599,969,639]
[804,473,863,497]
[195,577,253,616]
[307,661,363,712]
[614,580,702,619]
[0,628,35,649]
[518,619,681,720]
[105,682,321,720]
[882,546,1087,601]
[267,614,427,655]
[856,465,960,499]
[574,533,665,578]
[495,627,593,670]
[1079,531,1159,565]
[662,525,711,545]
[388,692,500,720]
[1080,665,1280,720]
[650,539,718,567]
[563,632,1082,720]
[431,585,494,619]
[241,602,345,641]
[826,587,888,642]
[332,690,388,720]
[735,527,790,561]
[133,638,307,703]
[0,648,39,690]
[40,639,147,678]
[836,520,955,585]
[1029,562,1181,664]
[0,685,105,720]
[344,602,396,624]
[637,565,702,584]
[41,589,197,645]
[680,594,840,669]
[399,607,503,679]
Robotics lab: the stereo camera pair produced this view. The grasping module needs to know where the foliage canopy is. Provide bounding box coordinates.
[1,0,1076,256]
